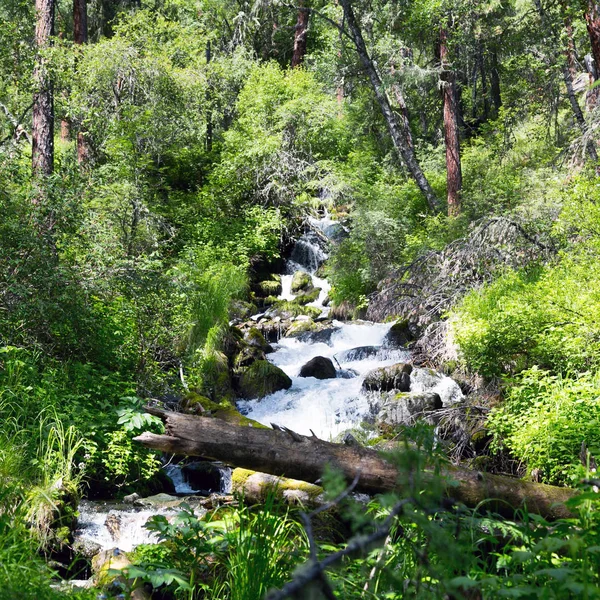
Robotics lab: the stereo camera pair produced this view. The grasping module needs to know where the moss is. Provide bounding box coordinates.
[270,301,321,319]
[181,392,220,414]
[285,319,316,337]
[237,360,292,399]
[257,280,282,296]
[212,406,269,428]
[232,468,323,503]
[291,271,313,293]
[295,287,321,305]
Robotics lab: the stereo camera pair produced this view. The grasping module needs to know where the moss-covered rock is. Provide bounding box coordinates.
[180,392,267,427]
[285,318,317,337]
[232,468,323,505]
[256,279,283,297]
[376,391,442,431]
[383,319,414,349]
[295,287,321,305]
[237,360,292,399]
[234,345,266,369]
[291,271,313,293]
[266,300,321,320]
[230,300,258,321]
[363,362,413,392]
[244,327,274,353]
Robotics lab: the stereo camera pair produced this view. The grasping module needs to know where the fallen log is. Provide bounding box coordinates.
[134,408,577,520]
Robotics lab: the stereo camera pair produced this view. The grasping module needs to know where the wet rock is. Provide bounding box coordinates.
[133,493,184,509]
[410,368,464,406]
[234,345,266,369]
[299,356,337,379]
[377,392,442,429]
[72,537,102,559]
[335,345,380,363]
[362,363,413,392]
[297,327,338,346]
[182,462,223,494]
[230,300,258,321]
[104,513,121,541]
[237,360,292,399]
[244,328,274,353]
[382,320,414,349]
[337,368,358,379]
[265,301,321,321]
[285,318,316,338]
[295,287,321,305]
[291,271,313,293]
[123,493,140,504]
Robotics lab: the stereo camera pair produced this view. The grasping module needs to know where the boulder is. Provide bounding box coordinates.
[299,356,337,379]
[291,271,313,293]
[362,362,413,392]
[230,300,258,321]
[376,392,442,429]
[297,327,339,346]
[244,327,274,353]
[382,319,414,349]
[181,462,224,493]
[295,287,321,305]
[265,301,321,321]
[285,318,317,338]
[237,360,292,399]
[255,279,282,297]
[234,345,266,369]
[335,346,380,363]
[410,368,464,406]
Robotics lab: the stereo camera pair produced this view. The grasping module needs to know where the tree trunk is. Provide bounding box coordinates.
[32,0,55,178]
[490,51,502,116]
[440,27,462,217]
[134,409,576,521]
[586,2,600,72]
[339,0,440,212]
[564,15,599,165]
[291,1,309,68]
[73,0,90,166]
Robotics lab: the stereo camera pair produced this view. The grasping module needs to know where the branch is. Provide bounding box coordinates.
[282,3,353,41]
[265,498,412,600]
[0,101,34,146]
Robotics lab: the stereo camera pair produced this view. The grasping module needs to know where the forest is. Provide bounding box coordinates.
[2,0,600,597]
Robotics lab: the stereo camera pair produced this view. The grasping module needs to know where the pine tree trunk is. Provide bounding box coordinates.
[73,0,90,166]
[291,1,309,68]
[339,0,440,212]
[490,51,502,116]
[440,27,462,217]
[32,0,55,178]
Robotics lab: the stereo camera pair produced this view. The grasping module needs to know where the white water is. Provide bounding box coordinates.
[238,321,410,439]
[74,501,172,552]
[164,463,200,494]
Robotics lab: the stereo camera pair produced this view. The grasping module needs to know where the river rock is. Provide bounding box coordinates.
[123,492,140,504]
[255,278,282,297]
[244,327,274,353]
[382,320,414,349]
[182,462,223,493]
[377,392,442,429]
[335,345,380,363]
[299,356,337,379]
[133,493,184,509]
[291,271,313,293]
[72,537,102,559]
[362,362,413,392]
[234,345,266,369]
[237,360,292,399]
[410,368,464,406]
[104,512,121,541]
[297,326,339,345]
[295,287,321,305]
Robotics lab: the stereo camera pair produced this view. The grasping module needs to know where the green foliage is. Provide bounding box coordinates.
[488,368,600,485]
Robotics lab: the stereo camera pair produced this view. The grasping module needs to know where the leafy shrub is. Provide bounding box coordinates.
[487,368,600,485]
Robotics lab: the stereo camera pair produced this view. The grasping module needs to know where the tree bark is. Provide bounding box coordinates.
[563,15,599,165]
[490,51,502,116]
[440,27,462,217]
[32,0,55,178]
[338,0,440,212]
[291,1,309,68]
[134,409,576,521]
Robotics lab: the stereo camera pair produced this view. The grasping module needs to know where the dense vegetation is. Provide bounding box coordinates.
[3,0,600,597]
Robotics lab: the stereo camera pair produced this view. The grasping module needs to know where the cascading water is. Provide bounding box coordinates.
[238,217,462,440]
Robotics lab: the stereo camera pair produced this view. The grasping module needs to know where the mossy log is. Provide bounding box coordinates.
[134,408,576,520]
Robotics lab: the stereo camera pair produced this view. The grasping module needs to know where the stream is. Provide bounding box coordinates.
[73,216,463,557]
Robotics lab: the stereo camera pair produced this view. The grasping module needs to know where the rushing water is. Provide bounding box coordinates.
[237,218,462,439]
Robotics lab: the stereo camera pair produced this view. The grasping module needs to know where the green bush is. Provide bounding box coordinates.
[488,368,600,485]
